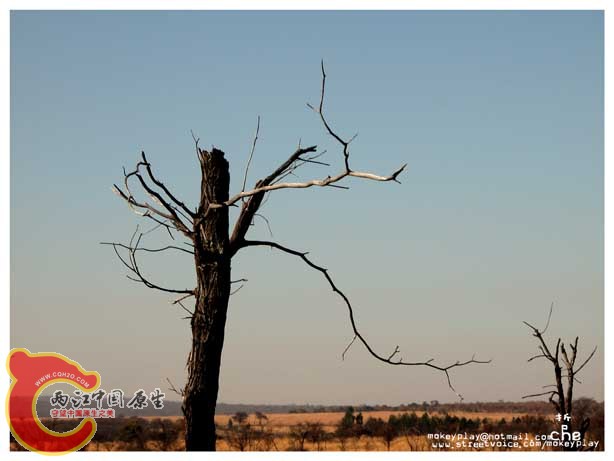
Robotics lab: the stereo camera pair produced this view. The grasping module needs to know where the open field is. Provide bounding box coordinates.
[213,410,539,428]
[139,408,548,435]
[10,402,604,452]
[212,409,553,452]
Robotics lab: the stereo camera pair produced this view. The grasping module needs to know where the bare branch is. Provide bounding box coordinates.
[175,299,194,317]
[166,377,184,397]
[527,353,549,362]
[542,302,554,335]
[523,320,555,362]
[308,60,351,171]
[523,303,557,365]
[100,241,194,256]
[228,145,319,248]
[387,345,401,361]
[522,390,557,400]
[560,343,572,370]
[101,231,194,295]
[253,213,274,238]
[112,183,173,223]
[142,219,175,238]
[568,336,579,367]
[270,150,329,186]
[113,154,194,237]
[133,167,192,233]
[140,151,195,219]
[341,335,357,361]
[228,65,406,251]
[218,165,407,212]
[190,130,200,151]
[242,116,261,196]
[574,346,597,375]
[172,292,195,305]
[238,239,490,399]
[298,156,329,167]
[142,213,178,240]
[523,305,597,421]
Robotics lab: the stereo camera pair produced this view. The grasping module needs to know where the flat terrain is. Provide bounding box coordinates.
[13,404,604,452]
[213,409,530,428]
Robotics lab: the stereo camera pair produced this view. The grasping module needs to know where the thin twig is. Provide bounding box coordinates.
[242,116,261,197]
[101,231,194,295]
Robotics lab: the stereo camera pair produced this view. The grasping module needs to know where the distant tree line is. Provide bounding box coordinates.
[10,399,604,452]
[332,403,604,451]
[282,400,556,415]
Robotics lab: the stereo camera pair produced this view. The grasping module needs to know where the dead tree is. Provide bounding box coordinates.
[522,303,597,448]
[104,62,489,451]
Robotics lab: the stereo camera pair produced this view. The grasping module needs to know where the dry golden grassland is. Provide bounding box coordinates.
[159,410,546,451]
[11,409,574,452]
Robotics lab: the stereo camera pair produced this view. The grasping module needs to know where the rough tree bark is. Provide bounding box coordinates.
[183,148,231,450]
[104,63,490,451]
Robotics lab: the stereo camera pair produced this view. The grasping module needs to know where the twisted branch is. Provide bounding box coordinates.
[227,63,406,252]
[237,239,490,400]
[522,305,597,421]
[113,152,193,237]
[101,228,194,295]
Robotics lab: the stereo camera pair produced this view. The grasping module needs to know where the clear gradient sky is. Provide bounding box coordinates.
[11,11,603,404]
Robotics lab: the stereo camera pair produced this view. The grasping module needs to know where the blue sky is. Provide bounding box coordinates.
[11,11,603,404]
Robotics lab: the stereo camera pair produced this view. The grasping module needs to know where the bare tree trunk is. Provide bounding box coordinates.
[524,309,597,452]
[183,148,231,451]
[554,362,565,415]
[107,66,490,453]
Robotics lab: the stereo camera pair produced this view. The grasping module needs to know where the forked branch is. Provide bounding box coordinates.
[241,115,261,196]
[228,63,406,251]
[101,228,194,295]
[238,239,490,400]
[522,305,597,418]
[113,151,194,237]
[219,165,406,211]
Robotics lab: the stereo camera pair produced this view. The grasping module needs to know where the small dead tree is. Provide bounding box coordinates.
[149,418,182,451]
[104,62,489,451]
[251,412,277,451]
[289,422,313,451]
[224,419,254,451]
[306,422,326,451]
[522,303,597,448]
